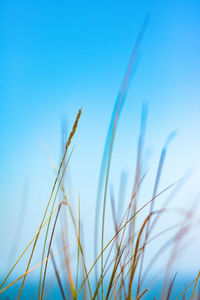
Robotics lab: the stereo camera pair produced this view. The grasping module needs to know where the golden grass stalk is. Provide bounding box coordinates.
[17,109,81,300]
[38,109,81,299]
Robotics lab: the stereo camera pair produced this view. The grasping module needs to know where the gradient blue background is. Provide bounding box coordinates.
[1,0,200,293]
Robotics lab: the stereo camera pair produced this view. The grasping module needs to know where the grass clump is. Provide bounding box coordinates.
[1,17,200,300]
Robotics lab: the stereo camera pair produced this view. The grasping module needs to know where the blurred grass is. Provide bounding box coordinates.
[1,16,200,300]
[1,103,199,300]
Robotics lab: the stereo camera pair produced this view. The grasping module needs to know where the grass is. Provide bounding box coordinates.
[1,16,200,300]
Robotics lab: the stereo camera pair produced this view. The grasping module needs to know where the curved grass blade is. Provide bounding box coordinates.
[93,15,150,298]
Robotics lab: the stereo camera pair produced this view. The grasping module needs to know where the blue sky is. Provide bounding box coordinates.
[1,0,200,281]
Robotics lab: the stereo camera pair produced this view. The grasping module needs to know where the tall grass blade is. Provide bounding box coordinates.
[93,15,150,298]
[38,109,81,299]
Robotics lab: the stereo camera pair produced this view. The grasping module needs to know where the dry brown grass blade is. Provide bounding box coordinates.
[191,270,200,300]
[110,241,142,300]
[104,246,125,300]
[128,208,168,299]
[93,228,134,299]
[176,278,197,300]
[137,288,149,300]
[127,213,153,299]
[95,247,128,300]
[166,272,177,300]
[110,188,127,298]
[50,249,66,300]
[197,280,200,300]
[115,251,142,299]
